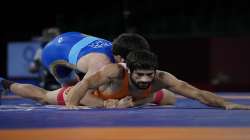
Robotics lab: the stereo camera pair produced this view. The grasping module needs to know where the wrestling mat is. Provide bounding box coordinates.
[1,92,250,140]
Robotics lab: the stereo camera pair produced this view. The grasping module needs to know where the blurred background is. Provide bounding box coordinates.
[0,0,249,91]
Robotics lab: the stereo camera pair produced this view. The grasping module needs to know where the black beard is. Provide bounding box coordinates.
[130,75,150,90]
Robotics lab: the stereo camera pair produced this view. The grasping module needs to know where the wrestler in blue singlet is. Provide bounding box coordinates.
[41,32,115,85]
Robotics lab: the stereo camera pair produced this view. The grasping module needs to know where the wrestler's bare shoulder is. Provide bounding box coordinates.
[156,70,172,79]
[100,63,125,78]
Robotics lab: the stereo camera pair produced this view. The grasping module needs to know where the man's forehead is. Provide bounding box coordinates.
[133,69,155,73]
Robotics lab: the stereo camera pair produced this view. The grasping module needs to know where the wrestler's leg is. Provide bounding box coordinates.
[49,61,80,86]
[9,80,63,105]
[9,83,49,104]
[1,77,62,105]
[45,88,61,105]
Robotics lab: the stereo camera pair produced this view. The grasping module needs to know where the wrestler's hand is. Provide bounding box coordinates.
[117,96,134,108]
[104,99,119,108]
[65,104,80,110]
[65,99,82,110]
[225,103,250,110]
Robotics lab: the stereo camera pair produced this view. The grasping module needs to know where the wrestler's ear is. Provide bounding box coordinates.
[114,55,124,63]
[121,58,125,63]
[127,69,131,74]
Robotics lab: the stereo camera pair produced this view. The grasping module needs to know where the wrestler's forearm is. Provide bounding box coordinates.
[134,96,154,106]
[196,90,231,108]
[171,82,230,108]
[66,82,89,106]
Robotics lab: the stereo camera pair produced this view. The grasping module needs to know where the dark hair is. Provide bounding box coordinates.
[112,33,151,59]
[126,50,158,72]
[41,27,61,48]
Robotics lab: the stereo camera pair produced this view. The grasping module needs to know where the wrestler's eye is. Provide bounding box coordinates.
[137,73,144,76]
[146,73,154,77]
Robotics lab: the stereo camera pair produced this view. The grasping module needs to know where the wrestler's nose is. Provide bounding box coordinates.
[140,76,152,82]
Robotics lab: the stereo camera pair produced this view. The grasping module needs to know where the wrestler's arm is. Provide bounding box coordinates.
[79,91,106,107]
[133,95,154,106]
[157,71,250,110]
[65,64,123,108]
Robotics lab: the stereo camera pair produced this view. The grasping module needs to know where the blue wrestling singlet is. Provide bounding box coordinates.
[41,32,115,69]
[41,32,115,85]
